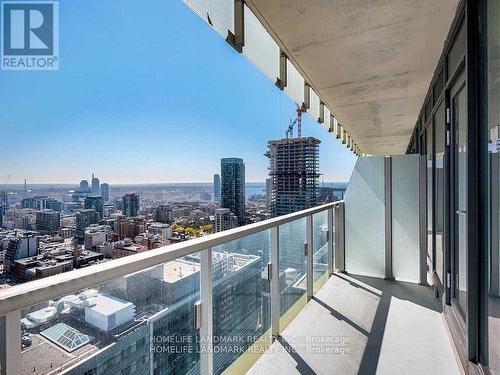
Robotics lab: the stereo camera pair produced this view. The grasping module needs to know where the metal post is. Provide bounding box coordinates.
[419,154,428,285]
[327,207,334,276]
[200,248,213,375]
[334,202,345,272]
[0,310,21,375]
[306,215,313,299]
[271,226,280,339]
[384,156,394,280]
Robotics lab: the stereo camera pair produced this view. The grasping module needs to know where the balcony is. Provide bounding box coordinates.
[0,180,462,375]
[248,274,459,375]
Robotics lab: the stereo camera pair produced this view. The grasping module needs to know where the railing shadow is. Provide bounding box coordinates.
[276,336,317,375]
[320,273,441,375]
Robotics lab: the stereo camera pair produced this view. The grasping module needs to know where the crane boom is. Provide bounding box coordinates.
[284,103,306,139]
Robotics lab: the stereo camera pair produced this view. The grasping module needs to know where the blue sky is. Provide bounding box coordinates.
[0,0,357,184]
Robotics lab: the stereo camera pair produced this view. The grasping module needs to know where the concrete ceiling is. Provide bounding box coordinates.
[246,0,460,155]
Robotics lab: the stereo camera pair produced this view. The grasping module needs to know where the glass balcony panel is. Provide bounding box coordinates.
[323,106,331,133]
[211,230,271,375]
[243,5,280,83]
[285,62,305,107]
[308,89,320,123]
[183,0,234,38]
[18,254,202,375]
[312,210,329,293]
[278,217,307,328]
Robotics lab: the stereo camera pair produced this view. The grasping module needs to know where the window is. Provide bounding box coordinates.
[121,346,132,361]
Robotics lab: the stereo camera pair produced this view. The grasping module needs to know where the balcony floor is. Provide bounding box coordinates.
[248,273,461,375]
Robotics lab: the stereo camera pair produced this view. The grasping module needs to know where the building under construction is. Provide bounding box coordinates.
[266,106,321,217]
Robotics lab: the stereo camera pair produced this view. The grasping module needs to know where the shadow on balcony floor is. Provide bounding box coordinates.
[247,273,461,375]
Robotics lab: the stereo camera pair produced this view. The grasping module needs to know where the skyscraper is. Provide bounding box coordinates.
[84,196,104,219]
[220,158,245,225]
[91,174,100,195]
[266,135,321,272]
[213,174,221,202]
[101,183,109,202]
[0,191,7,228]
[79,180,89,193]
[122,193,139,217]
[266,137,321,216]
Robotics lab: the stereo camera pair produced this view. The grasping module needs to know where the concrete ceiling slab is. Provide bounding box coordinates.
[247,0,460,155]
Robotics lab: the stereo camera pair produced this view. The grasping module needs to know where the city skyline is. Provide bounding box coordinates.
[0,0,356,185]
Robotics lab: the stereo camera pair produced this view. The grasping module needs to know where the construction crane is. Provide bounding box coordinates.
[285,103,306,139]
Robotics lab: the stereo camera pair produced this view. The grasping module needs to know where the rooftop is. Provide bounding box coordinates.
[163,259,200,283]
[85,293,134,316]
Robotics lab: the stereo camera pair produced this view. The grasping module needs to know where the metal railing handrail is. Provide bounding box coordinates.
[0,201,343,316]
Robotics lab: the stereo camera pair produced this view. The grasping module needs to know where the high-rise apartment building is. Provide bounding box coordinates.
[84,196,104,219]
[91,173,100,195]
[101,183,109,202]
[214,208,238,233]
[266,136,320,272]
[79,180,89,193]
[75,209,100,240]
[213,174,221,202]
[221,158,245,225]
[265,178,272,209]
[122,193,139,217]
[266,137,321,216]
[4,233,39,273]
[35,210,61,234]
[153,205,172,223]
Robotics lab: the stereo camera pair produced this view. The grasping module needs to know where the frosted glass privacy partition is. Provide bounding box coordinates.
[392,155,421,283]
[344,156,386,277]
[243,5,280,82]
[183,0,234,38]
[285,62,305,106]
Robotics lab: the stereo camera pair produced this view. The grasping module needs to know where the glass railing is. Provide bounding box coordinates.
[0,201,344,375]
[312,210,329,294]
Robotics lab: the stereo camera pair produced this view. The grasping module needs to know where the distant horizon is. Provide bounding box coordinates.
[1,180,349,188]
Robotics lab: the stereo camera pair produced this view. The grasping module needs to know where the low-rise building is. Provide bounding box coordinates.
[84,224,111,251]
[214,208,238,233]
